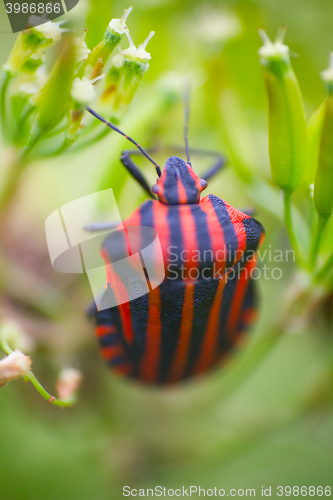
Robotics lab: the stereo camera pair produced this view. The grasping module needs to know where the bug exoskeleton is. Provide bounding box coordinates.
[87,106,265,385]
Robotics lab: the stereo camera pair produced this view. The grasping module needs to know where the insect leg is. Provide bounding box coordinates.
[120,145,226,185]
[199,152,226,181]
[166,146,226,180]
[121,150,156,199]
[84,222,119,232]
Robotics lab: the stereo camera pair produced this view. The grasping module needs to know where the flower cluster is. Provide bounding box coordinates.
[0,7,155,162]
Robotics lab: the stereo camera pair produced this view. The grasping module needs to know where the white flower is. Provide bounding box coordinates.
[56,368,83,401]
[123,31,155,61]
[111,53,124,69]
[109,6,133,35]
[29,18,64,42]
[0,350,32,387]
[258,28,290,65]
[74,36,91,64]
[71,75,105,106]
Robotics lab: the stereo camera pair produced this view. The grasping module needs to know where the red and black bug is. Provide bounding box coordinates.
[86,101,264,385]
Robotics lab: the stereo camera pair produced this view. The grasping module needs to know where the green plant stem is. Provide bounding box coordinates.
[283,190,305,266]
[25,371,75,407]
[309,213,330,271]
[1,340,13,355]
[314,252,333,283]
[0,341,76,407]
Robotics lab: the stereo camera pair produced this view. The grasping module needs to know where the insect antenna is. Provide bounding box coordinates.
[86,106,161,177]
[183,84,192,167]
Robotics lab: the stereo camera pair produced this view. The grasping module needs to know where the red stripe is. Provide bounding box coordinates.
[155,168,167,203]
[193,278,225,375]
[99,209,145,347]
[186,164,203,194]
[101,344,133,377]
[96,325,116,338]
[100,250,134,346]
[167,283,195,382]
[101,345,124,360]
[139,287,162,383]
[122,205,142,229]
[166,205,199,379]
[226,257,257,343]
[177,175,188,204]
[113,363,133,377]
[151,201,171,276]
[179,204,199,281]
[199,197,226,277]
[224,202,248,264]
[243,307,257,325]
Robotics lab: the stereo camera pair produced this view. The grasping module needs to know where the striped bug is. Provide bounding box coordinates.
[86,101,264,385]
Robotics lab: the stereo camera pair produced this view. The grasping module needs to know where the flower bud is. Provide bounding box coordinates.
[258,28,308,193]
[6,21,66,74]
[74,34,91,66]
[108,31,154,119]
[100,52,125,105]
[306,102,325,186]
[84,7,133,76]
[313,54,333,216]
[71,75,104,108]
[122,30,154,62]
[56,368,83,401]
[0,350,32,388]
[29,18,64,43]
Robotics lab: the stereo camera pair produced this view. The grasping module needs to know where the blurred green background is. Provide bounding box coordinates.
[0,0,333,499]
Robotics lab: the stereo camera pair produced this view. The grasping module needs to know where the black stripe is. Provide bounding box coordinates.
[190,204,213,273]
[156,206,185,381]
[184,279,220,377]
[242,217,264,253]
[158,280,186,382]
[128,202,153,369]
[166,204,184,277]
[208,195,239,269]
[217,272,239,352]
[179,163,198,203]
[162,157,199,204]
[164,166,179,204]
[237,277,257,332]
[99,334,118,347]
